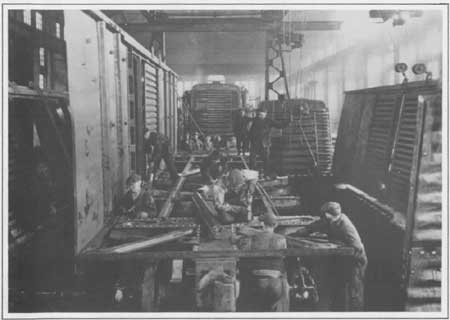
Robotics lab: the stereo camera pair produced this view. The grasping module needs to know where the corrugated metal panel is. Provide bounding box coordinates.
[263,99,333,176]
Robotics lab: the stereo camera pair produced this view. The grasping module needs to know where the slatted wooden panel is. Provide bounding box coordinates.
[263,99,333,176]
[127,49,137,172]
[363,92,399,189]
[191,83,241,137]
[389,93,422,212]
[405,94,442,312]
[144,62,158,132]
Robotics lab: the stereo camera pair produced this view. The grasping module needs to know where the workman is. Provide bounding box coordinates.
[190,131,204,152]
[237,212,290,312]
[233,108,253,155]
[291,201,367,311]
[199,150,228,184]
[213,169,256,224]
[248,106,290,177]
[147,131,179,182]
[204,135,214,153]
[143,128,153,181]
[119,173,157,219]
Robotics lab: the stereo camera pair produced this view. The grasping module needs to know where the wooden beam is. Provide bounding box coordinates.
[158,156,194,218]
[100,229,194,254]
[80,245,355,262]
[122,20,341,33]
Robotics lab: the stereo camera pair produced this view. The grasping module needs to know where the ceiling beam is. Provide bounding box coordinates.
[121,19,342,33]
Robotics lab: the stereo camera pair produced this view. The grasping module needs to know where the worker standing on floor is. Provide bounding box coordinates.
[291,202,367,311]
[146,131,179,182]
[248,106,290,177]
[233,108,250,155]
[237,212,290,312]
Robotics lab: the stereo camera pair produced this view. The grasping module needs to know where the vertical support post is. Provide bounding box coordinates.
[264,31,270,101]
[141,263,157,311]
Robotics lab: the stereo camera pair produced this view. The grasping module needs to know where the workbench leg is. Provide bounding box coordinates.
[141,264,157,312]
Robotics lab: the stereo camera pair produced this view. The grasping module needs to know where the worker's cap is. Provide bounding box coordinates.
[260,212,278,227]
[126,173,142,186]
[320,202,342,217]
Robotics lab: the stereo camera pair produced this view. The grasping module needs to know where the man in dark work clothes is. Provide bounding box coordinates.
[118,173,157,219]
[199,150,228,184]
[146,132,179,182]
[248,107,290,177]
[291,202,367,311]
[233,108,252,155]
[237,212,290,311]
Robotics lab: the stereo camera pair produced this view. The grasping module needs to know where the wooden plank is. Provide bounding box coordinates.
[158,156,194,218]
[100,229,194,254]
[80,245,355,262]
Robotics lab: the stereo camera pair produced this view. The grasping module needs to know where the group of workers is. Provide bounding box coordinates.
[116,117,367,312]
[233,106,291,177]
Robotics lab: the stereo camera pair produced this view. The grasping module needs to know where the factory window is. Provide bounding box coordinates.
[39,47,45,67]
[207,75,225,83]
[35,12,42,30]
[39,74,45,89]
[55,22,61,39]
[23,10,31,25]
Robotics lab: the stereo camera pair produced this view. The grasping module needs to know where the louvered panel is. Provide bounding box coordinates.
[191,84,240,137]
[144,63,158,132]
[389,93,420,212]
[364,93,398,180]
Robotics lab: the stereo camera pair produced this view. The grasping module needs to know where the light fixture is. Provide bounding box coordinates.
[412,63,432,81]
[394,62,408,84]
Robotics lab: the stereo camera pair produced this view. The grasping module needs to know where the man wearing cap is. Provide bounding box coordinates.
[292,201,367,311]
[213,169,256,224]
[237,212,290,311]
[147,131,179,182]
[119,173,157,219]
[233,108,253,156]
[200,150,228,184]
[248,107,290,177]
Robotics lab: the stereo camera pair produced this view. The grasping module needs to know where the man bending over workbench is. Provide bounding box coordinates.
[118,173,157,219]
[290,202,367,311]
[212,169,257,224]
[237,212,290,311]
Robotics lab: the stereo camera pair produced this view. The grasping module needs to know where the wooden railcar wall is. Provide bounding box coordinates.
[332,81,442,311]
[261,99,333,176]
[65,10,178,253]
